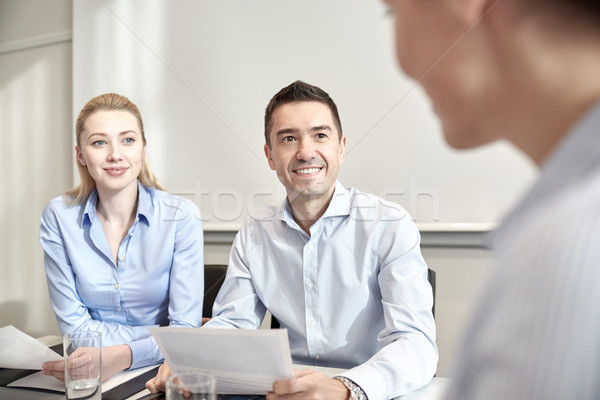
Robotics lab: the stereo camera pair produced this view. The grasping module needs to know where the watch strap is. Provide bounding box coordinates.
[333,376,367,400]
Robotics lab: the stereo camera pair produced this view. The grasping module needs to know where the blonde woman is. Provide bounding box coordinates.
[40,93,204,381]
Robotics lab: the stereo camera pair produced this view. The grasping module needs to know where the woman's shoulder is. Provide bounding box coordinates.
[43,194,82,215]
[143,186,201,219]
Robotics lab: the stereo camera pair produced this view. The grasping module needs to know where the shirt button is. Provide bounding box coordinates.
[114,283,119,289]
[135,217,139,222]
[309,319,316,326]
[307,281,314,289]
[118,256,124,262]
[116,307,121,311]
[306,244,313,250]
[315,353,321,360]
[128,233,133,237]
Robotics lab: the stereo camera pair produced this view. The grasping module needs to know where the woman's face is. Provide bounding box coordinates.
[76,110,145,195]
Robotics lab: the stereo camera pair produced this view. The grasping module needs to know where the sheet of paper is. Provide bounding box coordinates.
[150,327,294,395]
[7,364,159,393]
[0,325,62,369]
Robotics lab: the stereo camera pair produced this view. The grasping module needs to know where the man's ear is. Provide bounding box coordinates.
[449,0,490,26]
[264,143,276,170]
[338,135,347,164]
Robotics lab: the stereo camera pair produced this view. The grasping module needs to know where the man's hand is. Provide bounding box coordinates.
[267,369,350,400]
[145,362,173,393]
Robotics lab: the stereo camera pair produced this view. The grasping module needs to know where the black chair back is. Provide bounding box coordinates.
[203,264,228,318]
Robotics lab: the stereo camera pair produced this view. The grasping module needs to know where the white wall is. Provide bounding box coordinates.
[73,0,537,228]
[0,0,73,337]
[0,0,494,379]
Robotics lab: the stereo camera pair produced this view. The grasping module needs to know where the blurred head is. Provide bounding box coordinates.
[264,80,343,148]
[384,0,600,153]
[67,93,163,204]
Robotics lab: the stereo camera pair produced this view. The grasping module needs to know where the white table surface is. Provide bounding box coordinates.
[1,336,449,400]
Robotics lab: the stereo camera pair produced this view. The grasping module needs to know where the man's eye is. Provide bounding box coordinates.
[282,136,296,142]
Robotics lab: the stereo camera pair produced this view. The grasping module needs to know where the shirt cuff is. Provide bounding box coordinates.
[127,331,163,370]
[341,367,386,400]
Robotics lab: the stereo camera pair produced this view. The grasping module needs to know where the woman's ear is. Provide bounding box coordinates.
[76,146,86,166]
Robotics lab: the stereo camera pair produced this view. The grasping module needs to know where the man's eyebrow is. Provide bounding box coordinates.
[311,125,332,132]
[276,128,299,136]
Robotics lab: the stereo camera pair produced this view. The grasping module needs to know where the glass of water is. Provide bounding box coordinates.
[63,330,102,400]
[166,372,217,400]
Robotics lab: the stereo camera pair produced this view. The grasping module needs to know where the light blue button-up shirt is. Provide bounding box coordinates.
[40,182,204,369]
[205,182,437,400]
[444,101,600,400]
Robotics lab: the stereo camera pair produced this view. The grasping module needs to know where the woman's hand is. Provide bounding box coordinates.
[42,344,132,383]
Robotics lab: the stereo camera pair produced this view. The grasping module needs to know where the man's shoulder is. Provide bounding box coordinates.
[240,200,285,230]
[345,187,410,222]
[499,171,600,264]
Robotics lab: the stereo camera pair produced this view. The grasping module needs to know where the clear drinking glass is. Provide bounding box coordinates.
[63,330,102,400]
[166,372,217,400]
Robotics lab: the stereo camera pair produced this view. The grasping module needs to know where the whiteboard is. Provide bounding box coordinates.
[73,0,537,230]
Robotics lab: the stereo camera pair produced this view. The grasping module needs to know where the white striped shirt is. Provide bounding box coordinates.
[444,100,600,400]
[205,182,438,400]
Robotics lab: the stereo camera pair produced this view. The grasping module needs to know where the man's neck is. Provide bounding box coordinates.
[288,188,336,236]
[490,7,600,166]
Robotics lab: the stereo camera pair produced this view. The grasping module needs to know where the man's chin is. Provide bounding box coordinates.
[287,186,330,202]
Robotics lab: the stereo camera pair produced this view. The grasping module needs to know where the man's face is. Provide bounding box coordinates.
[264,101,346,205]
[385,0,499,149]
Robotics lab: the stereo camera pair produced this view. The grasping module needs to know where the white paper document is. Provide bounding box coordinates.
[0,325,62,369]
[150,327,294,395]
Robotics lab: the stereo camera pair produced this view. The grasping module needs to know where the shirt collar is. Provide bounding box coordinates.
[488,99,600,248]
[280,181,351,226]
[81,189,99,227]
[136,181,152,225]
[81,181,152,227]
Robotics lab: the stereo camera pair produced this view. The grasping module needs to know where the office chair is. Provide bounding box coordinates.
[203,264,228,319]
[270,268,436,329]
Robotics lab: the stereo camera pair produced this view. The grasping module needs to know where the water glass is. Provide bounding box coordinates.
[63,330,102,400]
[166,372,217,400]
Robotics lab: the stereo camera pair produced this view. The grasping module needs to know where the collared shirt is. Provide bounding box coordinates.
[40,182,204,369]
[205,182,438,400]
[444,100,600,400]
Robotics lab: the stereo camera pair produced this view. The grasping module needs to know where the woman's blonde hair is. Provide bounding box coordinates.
[66,93,164,204]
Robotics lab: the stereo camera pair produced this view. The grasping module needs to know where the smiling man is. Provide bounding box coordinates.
[208,81,437,400]
[146,81,437,399]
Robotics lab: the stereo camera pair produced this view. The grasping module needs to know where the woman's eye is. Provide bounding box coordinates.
[92,140,106,146]
[123,137,135,144]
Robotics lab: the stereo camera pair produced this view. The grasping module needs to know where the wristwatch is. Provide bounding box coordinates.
[333,376,368,400]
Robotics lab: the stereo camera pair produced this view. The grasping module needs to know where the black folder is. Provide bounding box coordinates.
[0,343,160,399]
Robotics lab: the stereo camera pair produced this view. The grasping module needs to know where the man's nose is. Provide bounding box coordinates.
[296,139,317,161]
